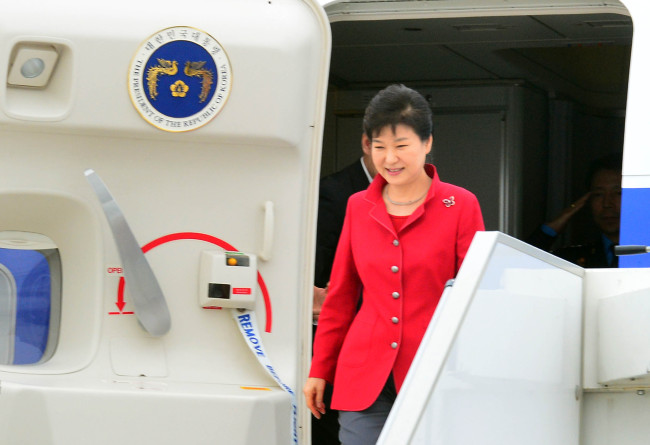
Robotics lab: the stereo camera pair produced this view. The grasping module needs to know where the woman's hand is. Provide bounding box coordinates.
[303,377,327,419]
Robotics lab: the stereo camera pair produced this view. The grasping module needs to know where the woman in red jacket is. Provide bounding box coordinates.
[304,84,484,444]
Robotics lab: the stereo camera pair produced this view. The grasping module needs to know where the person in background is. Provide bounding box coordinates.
[311,137,376,445]
[527,152,622,267]
[304,84,484,445]
[313,135,376,320]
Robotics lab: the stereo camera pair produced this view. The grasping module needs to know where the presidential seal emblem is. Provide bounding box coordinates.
[128,26,232,132]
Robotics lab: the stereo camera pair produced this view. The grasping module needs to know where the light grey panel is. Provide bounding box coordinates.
[331,45,496,83]
[335,116,365,171]
[433,112,505,231]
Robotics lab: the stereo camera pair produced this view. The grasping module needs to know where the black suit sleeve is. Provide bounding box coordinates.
[314,161,370,287]
[314,175,349,287]
[525,225,557,252]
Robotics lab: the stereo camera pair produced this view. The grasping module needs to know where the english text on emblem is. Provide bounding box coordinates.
[128,26,232,132]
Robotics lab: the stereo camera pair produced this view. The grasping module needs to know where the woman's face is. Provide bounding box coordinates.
[370,124,432,188]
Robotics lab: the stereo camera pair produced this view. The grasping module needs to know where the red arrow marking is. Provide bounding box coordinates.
[116,277,126,312]
[115,232,273,332]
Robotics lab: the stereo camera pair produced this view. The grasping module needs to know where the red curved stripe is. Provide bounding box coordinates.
[116,232,273,332]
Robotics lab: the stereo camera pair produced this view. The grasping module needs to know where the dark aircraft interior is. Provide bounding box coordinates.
[320,1,631,246]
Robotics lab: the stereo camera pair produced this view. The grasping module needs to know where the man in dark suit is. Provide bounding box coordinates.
[313,134,376,315]
[527,152,622,268]
[311,135,375,445]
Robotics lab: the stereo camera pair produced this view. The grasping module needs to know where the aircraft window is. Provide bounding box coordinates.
[0,232,61,365]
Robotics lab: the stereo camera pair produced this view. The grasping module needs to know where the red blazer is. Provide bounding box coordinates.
[310,164,484,411]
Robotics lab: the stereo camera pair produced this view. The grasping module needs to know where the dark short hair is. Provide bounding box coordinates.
[586,152,622,189]
[363,84,433,142]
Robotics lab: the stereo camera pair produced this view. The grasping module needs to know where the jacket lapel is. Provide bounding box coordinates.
[400,165,439,231]
[365,164,440,234]
[365,176,396,236]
